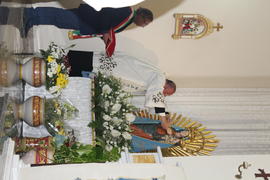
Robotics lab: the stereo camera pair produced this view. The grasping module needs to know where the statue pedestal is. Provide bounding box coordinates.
[119,146,164,164]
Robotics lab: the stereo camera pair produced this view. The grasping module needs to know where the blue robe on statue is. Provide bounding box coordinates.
[131,117,185,152]
[24,4,135,35]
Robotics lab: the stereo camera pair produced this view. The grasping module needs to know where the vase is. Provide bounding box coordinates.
[20,57,46,87]
[15,96,45,127]
[0,57,46,87]
[0,58,20,87]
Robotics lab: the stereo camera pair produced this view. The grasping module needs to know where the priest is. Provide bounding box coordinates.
[68,51,176,132]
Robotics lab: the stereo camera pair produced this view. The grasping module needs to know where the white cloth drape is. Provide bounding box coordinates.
[24,77,93,145]
[132,88,270,155]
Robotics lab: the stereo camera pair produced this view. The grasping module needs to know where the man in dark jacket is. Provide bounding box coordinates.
[23,3,153,44]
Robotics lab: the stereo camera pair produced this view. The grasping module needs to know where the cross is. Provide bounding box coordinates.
[255,169,270,180]
[213,22,223,31]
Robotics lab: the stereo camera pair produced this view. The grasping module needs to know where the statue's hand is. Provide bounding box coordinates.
[160,116,171,131]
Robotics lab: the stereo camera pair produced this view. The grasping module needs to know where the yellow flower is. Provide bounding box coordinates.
[58,129,66,136]
[56,73,68,88]
[55,120,63,127]
[54,102,59,108]
[57,65,61,74]
[47,56,55,62]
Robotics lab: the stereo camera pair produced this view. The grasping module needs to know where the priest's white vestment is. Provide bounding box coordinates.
[93,52,167,115]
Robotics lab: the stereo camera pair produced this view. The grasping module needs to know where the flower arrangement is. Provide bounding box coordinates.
[44,97,78,136]
[40,42,74,96]
[90,72,136,153]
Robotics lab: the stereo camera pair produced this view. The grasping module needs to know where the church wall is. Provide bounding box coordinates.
[72,0,270,88]
[164,154,270,180]
[19,163,186,180]
[18,155,270,180]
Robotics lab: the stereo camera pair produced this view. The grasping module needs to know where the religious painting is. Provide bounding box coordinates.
[131,110,219,156]
[182,18,205,35]
[172,13,223,39]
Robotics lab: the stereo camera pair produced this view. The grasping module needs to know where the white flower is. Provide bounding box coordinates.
[103,122,109,127]
[61,63,65,69]
[49,61,58,70]
[122,132,132,140]
[111,129,121,137]
[118,93,126,98]
[103,115,111,121]
[102,84,112,94]
[105,144,113,151]
[111,103,121,114]
[112,117,122,125]
[47,70,53,78]
[104,101,110,108]
[125,113,135,122]
[56,108,61,115]
[51,50,61,59]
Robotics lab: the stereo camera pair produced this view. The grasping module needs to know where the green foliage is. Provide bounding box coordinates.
[53,142,120,163]
[44,98,78,136]
[4,103,16,129]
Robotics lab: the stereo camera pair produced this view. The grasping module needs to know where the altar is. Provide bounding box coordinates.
[24,77,94,145]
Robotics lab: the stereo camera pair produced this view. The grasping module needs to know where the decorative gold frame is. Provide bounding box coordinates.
[172,13,223,39]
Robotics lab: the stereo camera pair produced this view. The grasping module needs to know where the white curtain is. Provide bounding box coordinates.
[132,88,270,155]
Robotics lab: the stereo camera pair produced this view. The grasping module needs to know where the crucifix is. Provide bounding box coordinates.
[255,169,270,180]
[213,22,223,31]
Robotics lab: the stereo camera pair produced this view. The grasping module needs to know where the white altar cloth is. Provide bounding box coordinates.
[24,77,93,145]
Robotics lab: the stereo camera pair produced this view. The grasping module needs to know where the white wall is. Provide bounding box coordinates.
[20,163,186,180]
[18,154,270,180]
[73,0,270,87]
[164,155,270,180]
